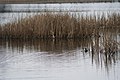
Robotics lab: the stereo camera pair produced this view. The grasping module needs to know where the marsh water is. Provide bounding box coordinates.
[0,3,120,24]
[0,34,120,80]
[0,3,120,80]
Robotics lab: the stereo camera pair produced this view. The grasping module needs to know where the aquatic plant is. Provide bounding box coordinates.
[0,13,120,39]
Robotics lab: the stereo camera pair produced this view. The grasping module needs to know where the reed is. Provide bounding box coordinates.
[0,13,120,39]
[89,28,120,68]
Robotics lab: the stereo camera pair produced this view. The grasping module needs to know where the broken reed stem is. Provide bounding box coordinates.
[0,13,120,39]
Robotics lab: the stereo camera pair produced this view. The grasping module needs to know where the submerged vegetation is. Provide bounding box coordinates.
[0,13,120,39]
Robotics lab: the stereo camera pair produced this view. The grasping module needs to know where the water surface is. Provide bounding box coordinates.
[0,34,120,80]
[0,3,120,24]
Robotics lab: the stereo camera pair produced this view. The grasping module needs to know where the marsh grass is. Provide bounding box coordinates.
[0,13,120,39]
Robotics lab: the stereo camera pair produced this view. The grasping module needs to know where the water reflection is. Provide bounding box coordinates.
[0,30,120,80]
[0,39,90,54]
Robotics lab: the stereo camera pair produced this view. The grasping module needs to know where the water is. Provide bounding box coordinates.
[4,3,120,12]
[0,33,120,80]
[0,3,120,24]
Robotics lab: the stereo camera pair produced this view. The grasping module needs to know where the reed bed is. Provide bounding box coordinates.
[90,31,120,68]
[0,13,120,39]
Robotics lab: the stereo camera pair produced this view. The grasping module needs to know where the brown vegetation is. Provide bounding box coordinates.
[0,13,120,39]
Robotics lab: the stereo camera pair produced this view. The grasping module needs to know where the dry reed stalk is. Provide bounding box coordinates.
[0,13,120,39]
